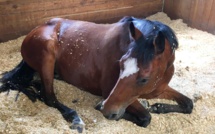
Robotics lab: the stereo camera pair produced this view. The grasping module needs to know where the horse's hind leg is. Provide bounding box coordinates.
[148,86,193,114]
[37,54,84,133]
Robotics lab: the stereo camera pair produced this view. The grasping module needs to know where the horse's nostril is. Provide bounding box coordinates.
[108,114,117,119]
[112,114,118,119]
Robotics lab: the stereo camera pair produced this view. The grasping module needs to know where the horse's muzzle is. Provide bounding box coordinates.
[95,100,125,120]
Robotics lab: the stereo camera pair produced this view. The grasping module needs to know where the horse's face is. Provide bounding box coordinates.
[100,26,167,120]
[101,54,153,120]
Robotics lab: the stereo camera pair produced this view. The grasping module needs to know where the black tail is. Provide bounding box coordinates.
[0,60,35,93]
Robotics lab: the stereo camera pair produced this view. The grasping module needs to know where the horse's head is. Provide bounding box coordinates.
[98,19,178,120]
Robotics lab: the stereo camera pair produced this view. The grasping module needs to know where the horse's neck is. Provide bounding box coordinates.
[99,22,132,56]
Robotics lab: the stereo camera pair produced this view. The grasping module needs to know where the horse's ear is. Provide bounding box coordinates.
[154,31,165,54]
[129,22,142,40]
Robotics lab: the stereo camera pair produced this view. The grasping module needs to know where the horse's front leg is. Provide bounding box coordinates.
[123,100,151,127]
[36,53,85,133]
[148,86,193,114]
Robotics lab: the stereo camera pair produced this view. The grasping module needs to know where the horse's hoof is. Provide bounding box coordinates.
[70,117,85,133]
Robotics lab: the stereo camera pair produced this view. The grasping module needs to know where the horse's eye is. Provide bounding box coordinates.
[137,78,148,85]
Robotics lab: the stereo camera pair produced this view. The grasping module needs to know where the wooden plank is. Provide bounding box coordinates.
[0,1,161,27]
[163,0,173,18]
[189,0,213,30]
[163,0,192,23]
[177,0,192,23]
[207,0,215,34]
[0,0,161,22]
[0,1,161,30]
[0,0,158,14]
[0,0,112,14]
[0,0,162,42]
[164,0,215,35]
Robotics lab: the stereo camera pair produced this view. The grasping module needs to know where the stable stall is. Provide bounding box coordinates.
[0,0,215,134]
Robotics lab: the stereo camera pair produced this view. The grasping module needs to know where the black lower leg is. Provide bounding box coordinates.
[149,103,185,113]
[45,97,85,133]
[149,86,193,114]
[149,97,193,114]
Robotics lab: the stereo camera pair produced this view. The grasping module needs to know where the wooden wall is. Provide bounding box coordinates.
[164,0,215,35]
[0,0,162,42]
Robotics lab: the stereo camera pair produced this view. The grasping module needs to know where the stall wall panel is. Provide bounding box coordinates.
[164,0,215,35]
[0,0,162,42]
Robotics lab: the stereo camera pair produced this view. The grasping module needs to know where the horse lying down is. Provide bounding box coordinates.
[0,16,193,133]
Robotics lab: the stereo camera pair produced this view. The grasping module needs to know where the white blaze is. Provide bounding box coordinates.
[120,58,139,79]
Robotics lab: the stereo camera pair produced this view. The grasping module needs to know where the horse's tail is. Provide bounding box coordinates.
[0,60,35,92]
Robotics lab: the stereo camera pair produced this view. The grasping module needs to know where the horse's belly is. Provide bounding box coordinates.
[56,55,103,96]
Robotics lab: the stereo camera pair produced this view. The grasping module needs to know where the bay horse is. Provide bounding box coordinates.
[0,16,193,133]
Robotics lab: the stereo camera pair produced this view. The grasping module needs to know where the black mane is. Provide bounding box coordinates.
[121,16,178,65]
[133,18,178,48]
